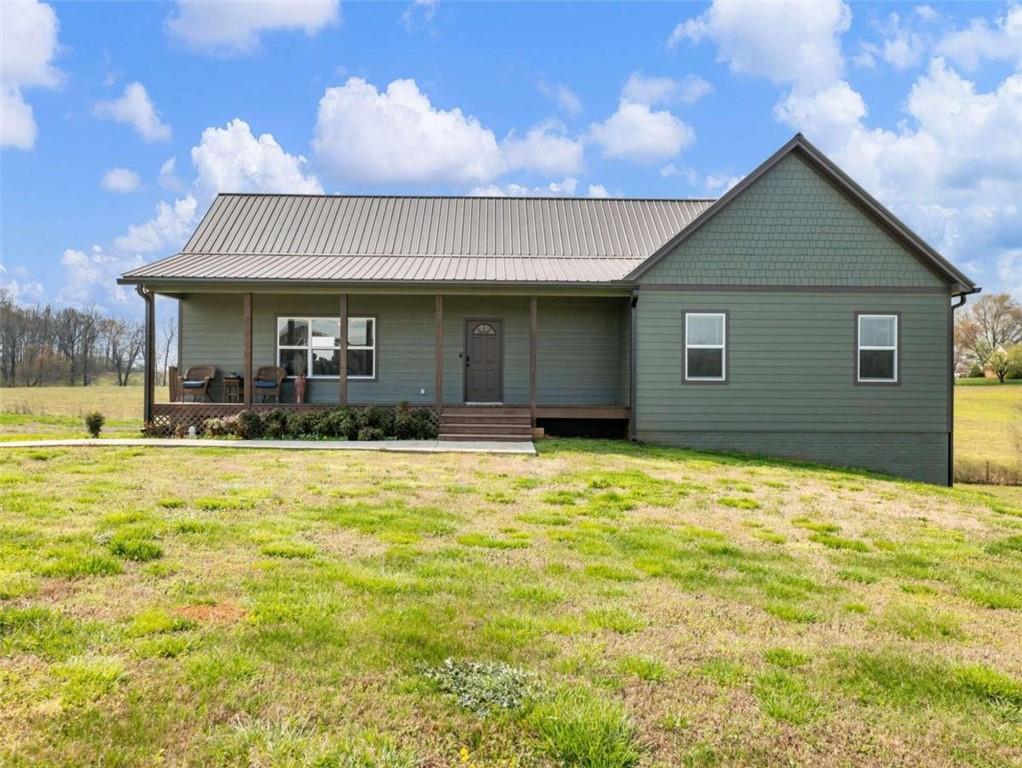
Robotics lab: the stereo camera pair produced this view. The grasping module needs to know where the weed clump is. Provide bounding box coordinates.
[421,658,540,716]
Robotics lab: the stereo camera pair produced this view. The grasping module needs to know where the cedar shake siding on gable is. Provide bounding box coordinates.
[639,153,945,288]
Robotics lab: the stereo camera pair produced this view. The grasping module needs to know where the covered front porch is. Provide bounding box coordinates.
[139,288,633,436]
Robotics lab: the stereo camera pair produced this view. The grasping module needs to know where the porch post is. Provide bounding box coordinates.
[339,293,348,405]
[529,296,538,427]
[243,293,253,405]
[434,294,444,409]
[137,285,155,424]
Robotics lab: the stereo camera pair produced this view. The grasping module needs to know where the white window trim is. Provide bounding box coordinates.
[857,313,898,383]
[684,312,727,382]
[276,316,375,380]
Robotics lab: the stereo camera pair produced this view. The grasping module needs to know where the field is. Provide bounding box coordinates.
[1,435,1022,765]
[954,380,1022,484]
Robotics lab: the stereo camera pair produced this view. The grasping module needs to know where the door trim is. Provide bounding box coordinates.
[463,317,504,403]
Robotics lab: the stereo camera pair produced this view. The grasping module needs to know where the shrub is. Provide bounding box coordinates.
[287,410,321,438]
[261,408,289,439]
[235,410,263,439]
[394,402,417,439]
[203,415,239,437]
[358,426,385,441]
[84,411,104,438]
[318,408,350,439]
[365,405,396,434]
[410,408,438,439]
[422,658,540,717]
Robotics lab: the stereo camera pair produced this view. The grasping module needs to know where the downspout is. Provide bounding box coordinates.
[628,290,638,442]
[947,288,979,486]
[136,285,154,426]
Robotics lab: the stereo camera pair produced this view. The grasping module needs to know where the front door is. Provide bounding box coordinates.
[464,319,503,402]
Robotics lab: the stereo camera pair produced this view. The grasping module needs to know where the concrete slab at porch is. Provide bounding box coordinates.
[0,438,537,455]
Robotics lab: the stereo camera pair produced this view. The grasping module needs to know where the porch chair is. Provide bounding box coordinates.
[253,366,287,403]
[178,365,217,402]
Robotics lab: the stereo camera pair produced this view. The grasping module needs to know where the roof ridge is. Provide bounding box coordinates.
[175,251,646,260]
[211,192,718,203]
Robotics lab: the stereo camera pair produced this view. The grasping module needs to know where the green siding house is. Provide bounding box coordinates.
[119,135,978,485]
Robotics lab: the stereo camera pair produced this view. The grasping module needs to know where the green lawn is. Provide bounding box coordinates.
[955,381,1022,484]
[1,440,1021,766]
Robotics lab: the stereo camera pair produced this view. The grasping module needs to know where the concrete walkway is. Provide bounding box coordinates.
[0,438,536,455]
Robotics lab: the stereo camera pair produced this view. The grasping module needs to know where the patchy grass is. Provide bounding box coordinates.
[0,437,1020,765]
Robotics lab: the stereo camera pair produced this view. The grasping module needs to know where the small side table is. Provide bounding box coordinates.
[222,376,243,403]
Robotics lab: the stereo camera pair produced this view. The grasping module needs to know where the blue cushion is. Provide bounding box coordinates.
[181,380,206,388]
[254,380,278,388]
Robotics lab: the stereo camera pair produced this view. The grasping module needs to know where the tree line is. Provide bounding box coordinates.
[954,293,1022,383]
[0,288,175,388]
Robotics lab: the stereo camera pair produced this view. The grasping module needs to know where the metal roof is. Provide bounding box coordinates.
[122,194,715,284]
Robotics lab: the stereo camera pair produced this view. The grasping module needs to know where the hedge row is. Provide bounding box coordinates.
[156,404,437,441]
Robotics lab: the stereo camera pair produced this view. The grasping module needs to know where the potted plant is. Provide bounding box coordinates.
[294,355,308,404]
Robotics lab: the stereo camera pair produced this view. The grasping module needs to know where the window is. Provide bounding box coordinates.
[684,312,726,382]
[857,314,898,383]
[276,316,375,379]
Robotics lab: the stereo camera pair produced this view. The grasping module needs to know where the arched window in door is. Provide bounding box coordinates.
[472,322,496,336]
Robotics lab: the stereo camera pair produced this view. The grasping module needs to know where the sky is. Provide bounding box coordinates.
[1,0,1020,318]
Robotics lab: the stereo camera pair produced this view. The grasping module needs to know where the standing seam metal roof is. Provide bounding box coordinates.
[122,194,715,283]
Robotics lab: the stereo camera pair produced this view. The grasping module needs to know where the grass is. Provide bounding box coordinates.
[955,380,1022,483]
[0,384,166,441]
[1,387,1021,765]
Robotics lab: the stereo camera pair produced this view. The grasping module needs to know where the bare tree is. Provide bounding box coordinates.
[105,318,145,386]
[159,315,177,386]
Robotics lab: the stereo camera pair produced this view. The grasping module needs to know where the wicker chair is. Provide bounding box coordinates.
[253,366,287,403]
[178,365,216,402]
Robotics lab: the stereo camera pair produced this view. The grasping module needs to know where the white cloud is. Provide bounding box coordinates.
[670,0,851,92]
[0,264,45,305]
[778,58,1022,288]
[998,250,1022,301]
[659,163,699,185]
[94,82,172,142]
[622,73,712,105]
[936,2,1022,71]
[589,88,694,163]
[314,77,584,185]
[586,184,609,198]
[401,0,438,33]
[879,13,927,70]
[159,157,183,191]
[705,173,742,194]
[501,122,584,177]
[191,118,323,195]
[167,0,340,55]
[0,0,61,149]
[470,178,579,197]
[101,168,141,193]
[114,196,199,253]
[56,246,140,308]
[314,77,503,185]
[538,80,582,116]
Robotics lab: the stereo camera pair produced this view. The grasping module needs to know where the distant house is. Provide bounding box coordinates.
[119,135,979,485]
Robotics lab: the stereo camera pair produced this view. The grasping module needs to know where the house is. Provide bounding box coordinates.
[118,134,979,485]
